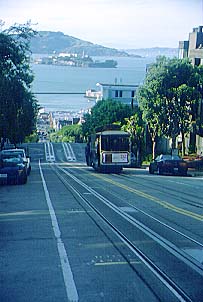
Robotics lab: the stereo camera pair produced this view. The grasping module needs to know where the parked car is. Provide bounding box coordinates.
[0,156,27,184]
[183,155,203,170]
[149,154,188,176]
[1,148,31,175]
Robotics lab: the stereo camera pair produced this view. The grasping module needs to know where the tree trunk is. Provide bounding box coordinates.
[136,143,142,167]
[182,132,185,156]
[152,138,156,160]
[189,123,196,153]
[172,136,176,149]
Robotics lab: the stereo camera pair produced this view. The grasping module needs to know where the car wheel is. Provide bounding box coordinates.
[27,166,31,175]
[18,174,27,185]
[158,167,163,175]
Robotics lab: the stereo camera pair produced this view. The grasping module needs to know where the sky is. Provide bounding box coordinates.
[1,0,203,49]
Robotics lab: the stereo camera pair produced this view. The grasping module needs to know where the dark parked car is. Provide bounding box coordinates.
[184,156,203,170]
[0,156,27,185]
[149,154,188,176]
[1,148,31,175]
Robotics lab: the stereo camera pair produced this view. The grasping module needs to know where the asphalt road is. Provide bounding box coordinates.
[1,142,203,302]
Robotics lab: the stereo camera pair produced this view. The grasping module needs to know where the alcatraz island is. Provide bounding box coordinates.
[34,53,118,68]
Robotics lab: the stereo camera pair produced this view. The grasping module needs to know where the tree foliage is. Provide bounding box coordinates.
[82,99,134,138]
[0,21,38,147]
[138,56,201,157]
[195,65,203,138]
[50,124,83,143]
[122,108,145,164]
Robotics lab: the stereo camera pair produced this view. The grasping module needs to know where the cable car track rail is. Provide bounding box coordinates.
[48,162,203,302]
[112,172,203,209]
[86,172,203,221]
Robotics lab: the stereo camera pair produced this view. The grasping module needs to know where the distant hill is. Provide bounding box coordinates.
[30,31,178,58]
[30,31,130,56]
[123,47,179,58]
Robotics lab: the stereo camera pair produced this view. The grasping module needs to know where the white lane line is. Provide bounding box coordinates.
[62,143,76,161]
[44,142,56,162]
[62,142,71,161]
[68,143,76,161]
[49,142,56,162]
[44,142,49,161]
[39,160,78,302]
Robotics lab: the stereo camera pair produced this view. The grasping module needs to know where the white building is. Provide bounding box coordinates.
[85,83,139,106]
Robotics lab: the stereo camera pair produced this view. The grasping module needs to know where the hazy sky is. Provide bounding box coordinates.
[1,0,202,49]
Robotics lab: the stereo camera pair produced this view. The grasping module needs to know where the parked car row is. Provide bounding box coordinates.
[183,155,203,170]
[149,154,188,176]
[127,152,189,176]
[0,148,31,185]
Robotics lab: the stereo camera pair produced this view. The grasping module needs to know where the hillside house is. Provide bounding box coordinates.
[85,83,139,107]
[179,26,203,66]
[179,26,203,154]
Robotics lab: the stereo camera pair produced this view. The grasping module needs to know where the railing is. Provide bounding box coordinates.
[34,92,85,94]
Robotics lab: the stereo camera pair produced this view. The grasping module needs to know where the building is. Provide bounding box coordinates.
[85,83,139,107]
[179,26,203,155]
[85,89,102,102]
[179,26,203,66]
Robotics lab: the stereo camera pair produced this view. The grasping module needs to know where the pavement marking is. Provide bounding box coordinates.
[39,160,79,302]
[62,142,76,161]
[119,206,138,213]
[44,142,56,162]
[95,261,141,266]
[66,210,87,214]
[93,174,203,221]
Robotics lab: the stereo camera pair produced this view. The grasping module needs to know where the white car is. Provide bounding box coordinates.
[1,148,31,175]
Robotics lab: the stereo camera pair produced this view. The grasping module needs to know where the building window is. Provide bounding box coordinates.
[119,90,123,97]
[131,91,135,98]
[115,90,118,97]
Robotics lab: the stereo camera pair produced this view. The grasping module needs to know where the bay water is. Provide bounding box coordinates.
[31,56,155,113]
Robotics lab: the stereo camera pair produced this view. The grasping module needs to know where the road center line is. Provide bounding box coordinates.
[39,160,78,302]
[93,173,203,221]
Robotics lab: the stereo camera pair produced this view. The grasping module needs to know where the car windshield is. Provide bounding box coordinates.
[1,157,23,167]
[2,150,24,157]
[156,155,182,161]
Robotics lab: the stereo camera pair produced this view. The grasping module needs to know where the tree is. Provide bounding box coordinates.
[61,124,83,142]
[138,56,201,157]
[82,99,134,138]
[138,77,163,159]
[195,65,203,140]
[0,21,38,147]
[122,108,145,165]
[50,124,83,143]
[159,58,200,154]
